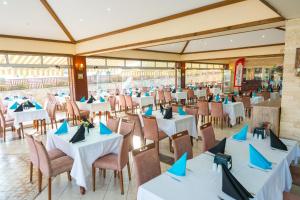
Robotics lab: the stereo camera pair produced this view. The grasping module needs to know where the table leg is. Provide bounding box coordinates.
[80,186,86,195]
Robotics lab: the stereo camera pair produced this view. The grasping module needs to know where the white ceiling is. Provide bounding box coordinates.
[265,0,300,19]
[46,0,223,40]
[140,28,285,53]
[142,42,186,53]
[0,0,68,40]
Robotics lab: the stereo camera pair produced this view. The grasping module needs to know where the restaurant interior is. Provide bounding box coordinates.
[0,0,300,200]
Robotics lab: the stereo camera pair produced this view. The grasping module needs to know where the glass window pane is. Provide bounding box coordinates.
[192,63,200,68]
[126,60,141,67]
[43,56,69,65]
[107,59,124,67]
[86,58,106,66]
[0,54,6,64]
[142,61,155,67]
[199,64,207,68]
[168,62,175,68]
[156,61,167,68]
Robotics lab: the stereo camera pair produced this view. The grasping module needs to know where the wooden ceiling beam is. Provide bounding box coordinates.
[40,0,75,43]
[180,41,190,54]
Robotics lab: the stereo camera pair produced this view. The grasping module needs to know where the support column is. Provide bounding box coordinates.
[176,62,186,89]
[69,56,88,101]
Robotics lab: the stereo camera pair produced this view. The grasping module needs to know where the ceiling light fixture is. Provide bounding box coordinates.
[79,18,84,22]
[230,39,233,42]
[3,1,7,5]
[106,7,111,12]
[262,35,265,38]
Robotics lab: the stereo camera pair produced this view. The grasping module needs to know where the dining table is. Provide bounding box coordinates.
[76,101,111,118]
[171,92,187,101]
[137,135,300,200]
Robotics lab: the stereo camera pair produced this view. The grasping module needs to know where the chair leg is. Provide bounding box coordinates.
[114,170,117,178]
[190,136,194,146]
[67,171,71,181]
[48,177,52,200]
[127,162,131,181]
[119,170,124,195]
[29,162,33,183]
[92,166,96,191]
[3,127,6,142]
[38,169,42,193]
[103,169,106,178]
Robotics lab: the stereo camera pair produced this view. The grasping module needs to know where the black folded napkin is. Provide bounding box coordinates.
[270,129,287,151]
[87,95,96,104]
[24,100,35,108]
[69,125,85,143]
[82,117,95,129]
[136,92,141,97]
[160,104,164,114]
[163,107,172,119]
[208,138,226,155]
[14,104,23,112]
[208,95,213,102]
[249,91,253,98]
[22,96,28,100]
[232,96,236,102]
[54,93,58,96]
[172,89,176,93]
[222,164,253,200]
[4,97,9,100]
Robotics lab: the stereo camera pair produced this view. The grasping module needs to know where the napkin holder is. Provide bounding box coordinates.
[253,127,266,139]
[214,153,232,170]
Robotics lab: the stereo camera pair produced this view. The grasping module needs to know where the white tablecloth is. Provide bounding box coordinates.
[210,88,222,95]
[46,127,122,189]
[171,92,187,101]
[138,110,197,138]
[7,108,50,128]
[271,92,280,100]
[194,89,206,98]
[138,136,300,200]
[251,96,264,105]
[132,96,155,107]
[76,101,111,117]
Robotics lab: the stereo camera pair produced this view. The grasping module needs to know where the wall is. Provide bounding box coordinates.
[280,18,300,140]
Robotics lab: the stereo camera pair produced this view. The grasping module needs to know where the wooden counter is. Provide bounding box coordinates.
[251,98,281,136]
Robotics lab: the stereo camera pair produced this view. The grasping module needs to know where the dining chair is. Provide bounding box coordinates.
[65,99,75,125]
[157,90,165,105]
[187,89,196,104]
[283,192,300,200]
[171,104,179,113]
[126,112,145,145]
[132,143,161,188]
[150,91,157,110]
[185,105,199,127]
[210,102,229,129]
[241,96,252,118]
[34,140,73,200]
[164,91,173,105]
[108,96,117,116]
[0,108,16,142]
[92,131,132,194]
[107,115,120,133]
[197,100,210,124]
[119,119,135,151]
[119,95,127,112]
[290,166,300,186]
[46,102,58,129]
[171,131,193,161]
[200,122,219,152]
[70,101,90,125]
[142,115,170,154]
[124,95,139,113]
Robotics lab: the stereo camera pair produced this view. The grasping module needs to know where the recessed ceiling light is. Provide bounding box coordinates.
[79,18,84,22]
[106,7,111,12]
[230,39,233,42]
[3,1,8,5]
[262,35,265,38]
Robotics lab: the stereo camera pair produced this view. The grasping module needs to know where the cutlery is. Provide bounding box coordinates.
[165,174,181,182]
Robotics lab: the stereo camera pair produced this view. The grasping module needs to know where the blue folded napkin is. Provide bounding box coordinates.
[129,91,133,97]
[100,96,105,102]
[100,122,112,134]
[55,120,69,135]
[232,124,248,141]
[215,95,220,102]
[144,106,153,116]
[249,144,272,170]
[80,96,86,102]
[9,102,19,109]
[252,92,256,97]
[145,92,150,96]
[224,96,229,104]
[178,106,186,115]
[167,152,187,176]
[35,102,43,110]
[233,91,238,96]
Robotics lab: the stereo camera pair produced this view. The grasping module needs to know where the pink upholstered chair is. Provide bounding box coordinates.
[119,95,127,112]
[126,112,145,145]
[151,91,157,110]
[200,122,218,152]
[0,108,16,142]
[142,115,169,154]
[171,131,193,161]
[71,101,90,125]
[187,89,196,104]
[34,140,73,200]
[290,166,300,186]
[171,104,179,113]
[185,106,199,127]
[132,143,161,188]
[108,96,117,116]
[164,91,173,105]
[197,100,210,124]
[124,95,139,113]
[210,102,229,129]
[107,115,120,133]
[283,192,300,200]
[241,96,252,118]
[92,131,132,194]
[157,90,165,105]
[46,102,57,129]
[65,99,74,125]
[119,119,135,151]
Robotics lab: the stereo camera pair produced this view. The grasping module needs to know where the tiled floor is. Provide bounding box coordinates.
[1,112,299,200]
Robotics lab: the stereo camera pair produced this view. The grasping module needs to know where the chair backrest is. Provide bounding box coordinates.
[242,96,251,108]
[46,102,56,119]
[124,95,133,108]
[118,127,133,169]
[119,95,127,110]
[185,106,199,126]
[187,89,194,99]
[0,109,5,127]
[157,90,165,101]
[108,96,116,111]
[171,131,193,161]
[200,122,216,152]
[164,91,172,102]
[70,101,81,116]
[65,99,74,116]
[132,143,161,188]
[0,100,7,114]
[197,101,209,115]
[151,91,156,105]
[34,140,51,177]
[119,119,135,151]
[126,112,143,137]
[142,115,159,141]
[210,102,223,117]
[171,104,179,113]
[107,116,120,133]
[25,134,39,167]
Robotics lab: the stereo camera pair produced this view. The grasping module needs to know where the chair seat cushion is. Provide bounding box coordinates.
[51,156,73,177]
[93,153,118,170]
[290,166,300,186]
[158,131,168,140]
[283,192,300,200]
[48,148,66,160]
